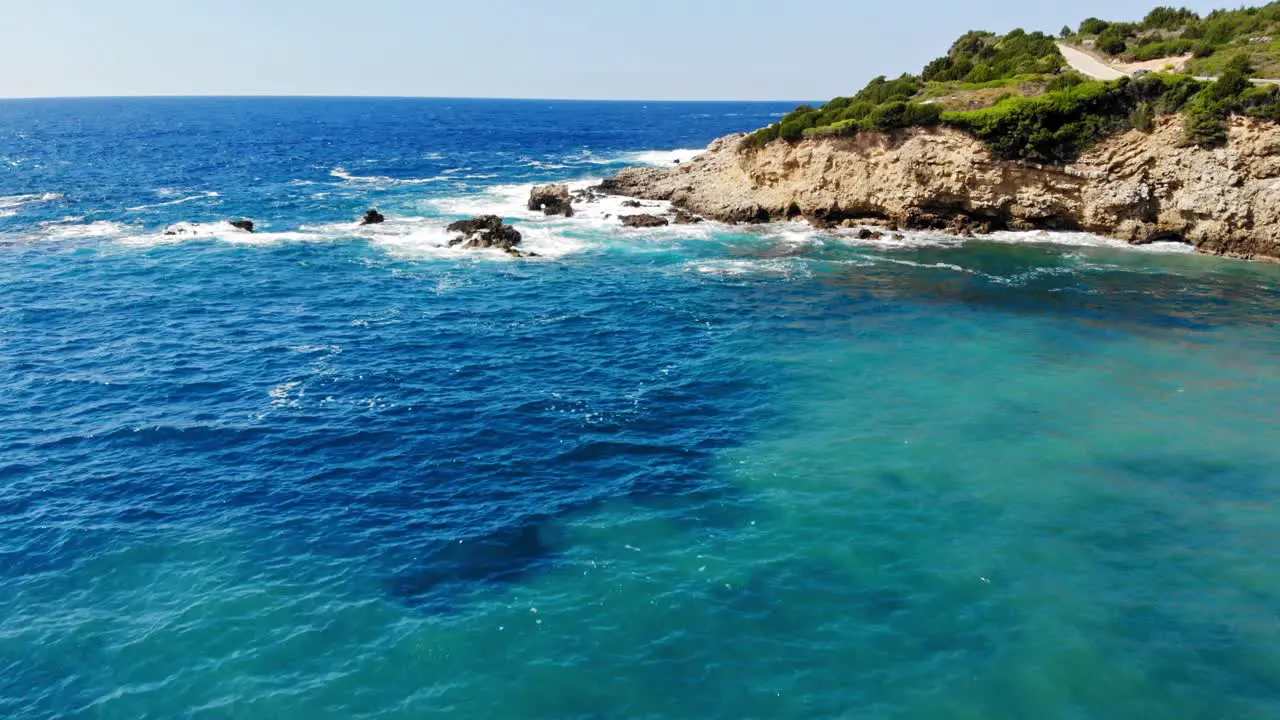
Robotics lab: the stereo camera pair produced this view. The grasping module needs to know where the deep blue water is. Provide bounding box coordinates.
[2,98,1280,719]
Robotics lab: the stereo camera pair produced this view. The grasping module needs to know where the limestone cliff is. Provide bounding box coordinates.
[602,117,1280,262]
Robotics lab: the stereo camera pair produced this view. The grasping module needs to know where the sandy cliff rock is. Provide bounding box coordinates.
[601,117,1280,261]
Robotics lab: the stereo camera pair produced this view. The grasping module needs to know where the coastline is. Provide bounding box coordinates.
[600,117,1280,264]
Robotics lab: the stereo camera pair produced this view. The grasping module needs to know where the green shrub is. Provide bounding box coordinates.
[1096,30,1128,55]
[1061,25,1073,39]
[861,102,943,131]
[923,29,1063,83]
[1143,7,1200,30]
[1144,74,1205,113]
[1210,67,1251,100]
[1131,102,1156,131]
[941,81,1135,163]
[1239,85,1280,120]
[1223,52,1256,77]
[1182,95,1229,146]
[1192,41,1218,58]
[854,75,922,105]
[1079,17,1111,35]
[1047,72,1087,92]
[1130,38,1198,61]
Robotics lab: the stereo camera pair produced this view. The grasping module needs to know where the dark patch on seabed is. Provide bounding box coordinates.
[386,518,558,609]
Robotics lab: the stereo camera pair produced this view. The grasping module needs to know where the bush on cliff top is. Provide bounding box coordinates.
[922,30,1065,83]
[941,74,1208,162]
[748,27,1062,148]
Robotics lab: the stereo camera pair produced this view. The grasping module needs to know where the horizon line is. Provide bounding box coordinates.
[0,93,813,104]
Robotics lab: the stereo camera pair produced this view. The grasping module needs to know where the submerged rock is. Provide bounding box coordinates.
[673,210,704,225]
[855,228,882,240]
[360,209,386,225]
[446,215,526,256]
[620,214,669,228]
[528,184,574,217]
[622,200,643,208]
[229,220,255,233]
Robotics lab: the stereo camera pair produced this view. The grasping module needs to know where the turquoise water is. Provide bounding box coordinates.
[2,99,1280,718]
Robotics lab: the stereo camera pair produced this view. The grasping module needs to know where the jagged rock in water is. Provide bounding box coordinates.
[360,209,385,225]
[856,228,882,240]
[446,215,526,256]
[570,187,603,204]
[673,210,703,225]
[948,215,981,238]
[622,200,643,208]
[229,220,255,233]
[620,214,669,228]
[528,184,574,217]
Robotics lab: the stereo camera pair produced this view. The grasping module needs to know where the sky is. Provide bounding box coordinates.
[0,0,1237,101]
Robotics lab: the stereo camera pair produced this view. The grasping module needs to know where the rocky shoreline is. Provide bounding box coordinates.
[598,116,1280,262]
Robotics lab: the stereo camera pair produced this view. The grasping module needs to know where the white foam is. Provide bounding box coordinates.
[430,183,542,219]
[687,258,811,279]
[868,256,977,274]
[0,192,62,210]
[985,230,1195,254]
[330,167,447,186]
[41,221,136,240]
[829,226,964,250]
[827,226,1196,255]
[118,221,322,247]
[625,148,706,166]
[523,159,568,170]
[269,381,303,409]
[126,191,220,212]
[361,216,589,261]
[429,179,715,246]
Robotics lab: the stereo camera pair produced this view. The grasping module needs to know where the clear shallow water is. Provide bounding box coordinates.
[2,98,1280,719]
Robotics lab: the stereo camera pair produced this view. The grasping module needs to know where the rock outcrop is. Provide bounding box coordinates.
[361,209,385,225]
[600,117,1280,262]
[528,184,575,217]
[571,187,604,204]
[229,220,255,233]
[620,214,670,228]
[446,215,530,256]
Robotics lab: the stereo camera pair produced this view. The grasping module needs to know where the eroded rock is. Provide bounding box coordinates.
[620,214,669,228]
[528,184,574,217]
[598,119,1280,262]
[446,215,526,256]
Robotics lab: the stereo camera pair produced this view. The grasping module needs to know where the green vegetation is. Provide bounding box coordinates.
[1068,3,1280,77]
[749,29,1062,146]
[922,30,1065,83]
[747,6,1280,164]
[942,74,1210,162]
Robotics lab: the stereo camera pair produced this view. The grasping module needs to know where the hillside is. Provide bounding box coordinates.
[1067,4,1280,78]
[748,4,1280,164]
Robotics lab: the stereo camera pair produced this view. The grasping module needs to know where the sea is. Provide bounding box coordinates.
[2,97,1279,719]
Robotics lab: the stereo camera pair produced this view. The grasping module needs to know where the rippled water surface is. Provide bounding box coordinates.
[2,98,1280,719]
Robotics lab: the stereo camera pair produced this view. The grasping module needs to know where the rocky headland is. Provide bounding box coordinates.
[600,116,1280,262]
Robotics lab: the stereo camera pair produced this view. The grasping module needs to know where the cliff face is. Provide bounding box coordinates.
[603,117,1280,261]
